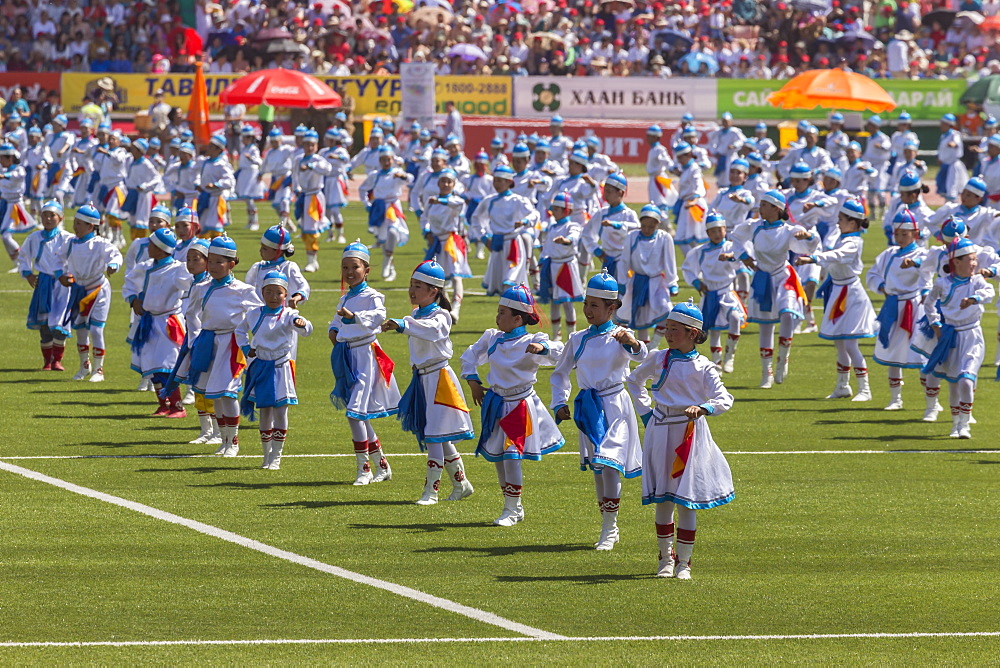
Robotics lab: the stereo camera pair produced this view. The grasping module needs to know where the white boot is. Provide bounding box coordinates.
[336,230,346,244]
[774,340,791,384]
[182,388,196,405]
[303,252,319,273]
[723,336,739,373]
[957,412,972,439]
[371,453,392,482]
[649,328,664,350]
[206,416,223,446]
[884,381,904,411]
[260,430,273,469]
[551,321,562,342]
[656,534,675,577]
[759,350,774,389]
[493,489,524,526]
[451,298,462,321]
[922,393,943,422]
[137,377,153,392]
[595,499,620,551]
[189,413,213,444]
[415,460,443,505]
[222,423,240,457]
[72,359,91,381]
[444,457,474,501]
[710,347,723,368]
[851,369,872,402]
[826,367,852,399]
[267,430,286,469]
[949,412,962,438]
[353,454,373,485]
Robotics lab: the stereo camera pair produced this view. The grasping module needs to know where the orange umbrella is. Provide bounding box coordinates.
[767,68,896,113]
[981,14,1000,30]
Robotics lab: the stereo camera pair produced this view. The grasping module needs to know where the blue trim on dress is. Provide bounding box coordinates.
[872,355,924,369]
[476,438,565,462]
[346,408,399,420]
[642,490,735,509]
[582,456,643,478]
[204,390,240,400]
[425,429,475,444]
[933,371,978,383]
[818,333,877,340]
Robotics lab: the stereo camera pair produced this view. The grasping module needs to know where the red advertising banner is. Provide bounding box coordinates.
[463,117,714,163]
[0,73,62,103]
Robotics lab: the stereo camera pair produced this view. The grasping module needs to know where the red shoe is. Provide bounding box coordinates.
[41,346,53,371]
[152,393,170,416]
[51,345,66,371]
[165,406,187,419]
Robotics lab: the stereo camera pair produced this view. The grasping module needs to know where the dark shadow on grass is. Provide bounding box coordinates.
[348,521,496,532]
[189,480,354,489]
[34,414,145,420]
[417,544,593,556]
[5,377,70,384]
[265,500,416,510]
[971,459,1000,464]
[37,387,137,394]
[830,434,932,442]
[58,400,151,407]
[889,447,1000,453]
[814,418,914,425]
[133,465,233,474]
[496,573,651,584]
[72,440,182,447]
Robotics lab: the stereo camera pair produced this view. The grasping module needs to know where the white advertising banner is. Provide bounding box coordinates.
[513,77,717,120]
[400,62,437,128]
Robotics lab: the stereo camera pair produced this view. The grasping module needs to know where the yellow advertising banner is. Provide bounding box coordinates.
[62,73,512,118]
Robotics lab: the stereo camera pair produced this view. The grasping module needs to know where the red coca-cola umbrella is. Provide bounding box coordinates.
[219,68,342,109]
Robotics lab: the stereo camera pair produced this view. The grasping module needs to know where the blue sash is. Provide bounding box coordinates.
[424,235,442,262]
[172,194,186,210]
[714,157,726,176]
[817,221,830,244]
[97,184,109,205]
[936,161,951,195]
[23,166,32,197]
[367,198,388,228]
[196,191,211,217]
[187,329,217,388]
[671,198,683,221]
[27,272,55,328]
[816,275,834,313]
[475,388,504,455]
[87,171,100,194]
[121,188,139,214]
[921,323,956,375]
[241,358,277,420]
[537,256,553,304]
[751,269,773,312]
[489,233,506,252]
[130,311,154,354]
[702,288,721,329]
[329,341,357,409]
[631,273,651,313]
[398,369,428,449]
[405,161,420,179]
[294,192,305,222]
[46,163,62,185]
[158,339,190,399]
[62,281,90,328]
[602,254,618,279]
[573,388,609,450]
[0,199,7,226]
[465,198,481,227]
[876,294,899,348]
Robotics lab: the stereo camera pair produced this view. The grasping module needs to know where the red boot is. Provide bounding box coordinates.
[41,345,53,370]
[165,388,187,418]
[152,389,171,416]
[50,345,65,371]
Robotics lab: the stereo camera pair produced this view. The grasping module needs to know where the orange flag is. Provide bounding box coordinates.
[188,60,211,149]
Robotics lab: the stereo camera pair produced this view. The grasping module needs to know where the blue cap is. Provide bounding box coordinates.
[149,137,161,148]
[209,134,227,150]
[150,228,178,252]
[181,129,194,140]
[209,235,238,258]
[569,150,589,167]
[53,114,68,126]
[639,203,662,221]
[705,210,726,230]
[584,135,600,148]
[965,176,986,197]
[262,270,289,290]
[412,259,446,288]
[898,111,912,122]
[516,132,528,143]
[987,116,999,127]
[674,141,692,155]
[1,142,19,155]
[325,126,340,139]
[490,137,504,148]
[41,199,63,215]
[942,113,957,124]
[380,119,394,130]
[242,125,256,136]
[898,170,922,192]
[903,139,919,150]
[369,126,384,138]
[431,147,448,159]
[848,140,862,152]
[647,124,662,137]
[262,224,294,251]
[824,166,843,180]
[829,113,844,123]
[377,145,395,157]
[76,204,101,226]
[550,115,564,125]
[444,133,460,147]
[7,112,20,122]
[409,121,421,132]
[941,217,967,241]
[343,238,370,261]
[527,133,540,144]
[989,133,1000,148]
[806,124,819,135]
[790,161,812,178]
[268,127,282,138]
[572,140,586,152]
[797,119,810,131]
[730,158,749,173]
[950,236,977,259]
[498,284,537,315]
[493,164,515,179]
[303,129,319,141]
[893,208,919,230]
[586,270,619,300]
[746,151,764,167]
[419,128,431,140]
[756,121,768,131]
[761,190,787,211]
[188,238,211,256]
[535,139,550,151]
[294,124,308,137]
[511,143,530,158]
[721,111,733,121]
[682,113,695,123]
[120,136,131,147]
[474,151,489,163]
[605,172,627,191]
[839,197,867,220]
[682,126,697,137]
[551,191,574,212]
[28,127,41,136]
[179,141,195,155]
[175,206,197,224]
[133,138,149,153]
[867,115,882,127]
[150,204,172,222]
[335,111,347,122]
[667,298,704,329]
[439,168,458,180]
[169,137,181,148]
[80,118,94,128]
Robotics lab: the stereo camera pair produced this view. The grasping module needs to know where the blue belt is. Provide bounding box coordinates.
[936,162,951,195]
[196,191,211,217]
[922,323,956,375]
[294,192,305,222]
[751,269,773,312]
[465,198,481,227]
[87,172,100,194]
[573,388,609,450]
[329,340,357,409]
[131,310,154,354]
[425,235,442,262]
[702,288,721,328]
[241,357,277,420]
[63,281,90,328]
[489,233,506,252]
[537,256,553,304]
[398,368,428,449]
[631,273,651,317]
[187,329,217,388]
[876,294,900,348]
[122,188,139,214]
[368,198,388,228]
[602,254,618,278]
[27,272,54,328]
[816,275,834,313]
[475,389,504,456]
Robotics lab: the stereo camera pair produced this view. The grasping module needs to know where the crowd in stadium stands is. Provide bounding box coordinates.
[1,0,1000,82]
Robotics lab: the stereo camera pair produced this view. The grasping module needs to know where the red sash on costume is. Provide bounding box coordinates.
[671,421,695,479]
[371,341,395,385]
[499,399,531,453]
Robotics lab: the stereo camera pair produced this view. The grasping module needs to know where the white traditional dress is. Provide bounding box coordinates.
[584,202,639,279]
[197,154,235,234]
[234,142,264,200]
[616,229,678,330]
[123,156,163,233]
[236,305,313,414]
[866,241,929,368]
[19,226,73,334]
[123,255,192,377]
[57,231,123,331]
[322,146,351,210]
[680,239,747,330]
[472,189,540,295]
[811,232,877,340]
[261,143,295,215]
[538,215,583,305]
[358,167,412,247]
[913,274,994,383]
[423,193,472,279]
[292,152,333,235]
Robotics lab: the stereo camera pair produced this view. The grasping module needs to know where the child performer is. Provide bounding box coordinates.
[196,135,235,239]
[329,240,401,485]
[322,129,351,244]
[915,238,994,438]
[461,152,494,261]
[23,127,52,218]
[882,170,934,246]
[538,192,584,341]
[616,204,679,348]
[122,138,163,242]
[383,260,476,505]
[57,204,123,382]
[20,199,73,369]
[550,271,646,550]
[626,301,735,579]
[261,128,295,230]
[123,228,192,417]
[95,130,130,249]
[724,190,819,388]
[234,125,264,231]
[124,205,172,275]
[181,238,222,444]
[237,270,314,470]
[472,165,540,296]
[423,168,472,320]
[671,142,708,255]
[584,173,639,280]
[174,236,263,455]
[866,210,931,413]
[292,129,333,273]
[244,225,309,306]
[0,142,36,272]
[460,285,565,526]
[358,146,412,282]
[794,199,877,401]
[681,211,746,372]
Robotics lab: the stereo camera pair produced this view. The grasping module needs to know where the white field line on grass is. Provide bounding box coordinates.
[3,631,1000,648]
[1,449,997,461]
[0,460,564,641]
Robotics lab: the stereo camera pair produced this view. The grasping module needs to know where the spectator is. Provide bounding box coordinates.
[3,87,30,117]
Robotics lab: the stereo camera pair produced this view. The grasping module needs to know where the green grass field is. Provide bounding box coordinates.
[2,202,999,665]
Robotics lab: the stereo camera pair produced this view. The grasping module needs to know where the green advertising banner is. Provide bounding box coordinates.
[718,79,966,121]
